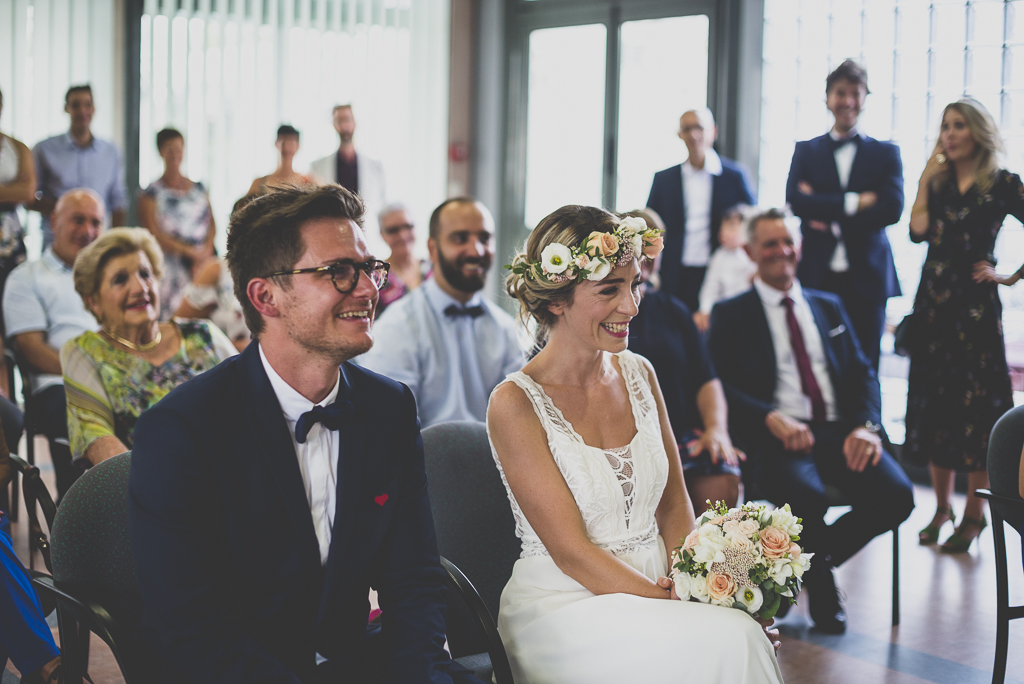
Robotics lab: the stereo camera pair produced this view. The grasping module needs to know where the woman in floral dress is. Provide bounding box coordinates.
[61,228,236,467]
[139,128,216,319]
[907,99,1024,552]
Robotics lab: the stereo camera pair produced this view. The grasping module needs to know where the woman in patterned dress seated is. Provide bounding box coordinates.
[61,228,237,467]
[487,205,783,684]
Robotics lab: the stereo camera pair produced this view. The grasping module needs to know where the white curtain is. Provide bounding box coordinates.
[140,0,451,257]
[0,0,121,256]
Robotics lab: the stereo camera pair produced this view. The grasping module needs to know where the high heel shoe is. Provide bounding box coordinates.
[919,506,956,544]
[939,515,988,553]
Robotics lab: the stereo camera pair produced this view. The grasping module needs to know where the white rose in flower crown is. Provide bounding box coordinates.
[688,573,710,602]
[629,232,644,255]
[673,572,692,601]
[541,243,572,274]
[738,585,764,614]
[585,257,612,281]
[619,216,648,234]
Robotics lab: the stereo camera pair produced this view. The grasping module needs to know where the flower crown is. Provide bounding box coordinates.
[506,216,665,284]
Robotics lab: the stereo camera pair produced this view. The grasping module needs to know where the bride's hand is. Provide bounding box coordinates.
[656,576,679,600]
[756,617,781,654]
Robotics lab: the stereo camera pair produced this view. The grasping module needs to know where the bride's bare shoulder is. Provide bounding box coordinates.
[488,379,534,426]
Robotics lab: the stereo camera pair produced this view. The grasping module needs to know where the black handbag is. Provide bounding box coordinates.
[893,311,919,357]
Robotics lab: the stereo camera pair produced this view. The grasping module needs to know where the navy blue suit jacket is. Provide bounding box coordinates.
[646,156,755,300]
[128,343,455,684]
[706,287,880,452]
[786,134,903,301]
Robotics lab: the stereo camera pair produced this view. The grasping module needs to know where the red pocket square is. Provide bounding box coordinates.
[374,493,389,507]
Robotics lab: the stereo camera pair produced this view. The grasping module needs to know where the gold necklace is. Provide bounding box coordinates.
[102,327,163,352]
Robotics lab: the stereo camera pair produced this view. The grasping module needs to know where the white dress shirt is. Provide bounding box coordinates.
[357,278,525,427]
[259,344,339,567]
[753,278,839,422]
[680,148,723,267]
[827,127,864,273]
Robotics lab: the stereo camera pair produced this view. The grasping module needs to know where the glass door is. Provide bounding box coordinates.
[507,1,715,240]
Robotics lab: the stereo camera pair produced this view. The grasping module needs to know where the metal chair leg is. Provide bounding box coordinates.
[892,526,900,627]
[991,508,1009,684]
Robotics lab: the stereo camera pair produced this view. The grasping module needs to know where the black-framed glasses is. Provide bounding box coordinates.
[264,259,390,294]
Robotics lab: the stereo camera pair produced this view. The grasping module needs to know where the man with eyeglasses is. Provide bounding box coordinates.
[128,185,483,684]
[358,197,525,428]
[647,107,756,313]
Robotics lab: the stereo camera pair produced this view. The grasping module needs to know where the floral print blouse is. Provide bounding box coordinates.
[61,319,237,463]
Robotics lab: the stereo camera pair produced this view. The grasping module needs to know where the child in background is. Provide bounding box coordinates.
[693,204,756,332]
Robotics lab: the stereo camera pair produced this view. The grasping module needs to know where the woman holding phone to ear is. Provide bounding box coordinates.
[907,99,1024,553]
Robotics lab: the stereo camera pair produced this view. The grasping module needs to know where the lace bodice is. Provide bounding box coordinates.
[488,350,669,559]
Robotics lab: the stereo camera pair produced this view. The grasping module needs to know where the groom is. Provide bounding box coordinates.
[128,185,481,683]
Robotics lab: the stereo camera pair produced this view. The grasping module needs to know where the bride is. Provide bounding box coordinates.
[487,205,784,683]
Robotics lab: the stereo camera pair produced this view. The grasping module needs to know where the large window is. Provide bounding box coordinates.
[760,0,1024,436]
[140,0,451,256]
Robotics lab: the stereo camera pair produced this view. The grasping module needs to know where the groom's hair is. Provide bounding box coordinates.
[226,184,365,336]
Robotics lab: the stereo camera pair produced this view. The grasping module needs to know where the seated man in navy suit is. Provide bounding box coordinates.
[647,107,755,312]
[786,59,904,369]
[128,185,482,683]
[708,208,914,634]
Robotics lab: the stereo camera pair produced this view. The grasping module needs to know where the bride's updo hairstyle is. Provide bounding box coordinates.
[505,205,622,351]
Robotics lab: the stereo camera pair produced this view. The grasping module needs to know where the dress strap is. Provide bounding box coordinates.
[501,373,579,445]
[616,351,656,422]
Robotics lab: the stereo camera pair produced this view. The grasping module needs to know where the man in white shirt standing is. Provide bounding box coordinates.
[786,60,904,369]
[707,208,914,635]
[358,197,524,427]
[309,105,387,254]
[647,107,755,312]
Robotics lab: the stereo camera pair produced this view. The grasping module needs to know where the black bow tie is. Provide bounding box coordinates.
[829,133,860,151]
[444,304,485,319]
[295,401,352,444]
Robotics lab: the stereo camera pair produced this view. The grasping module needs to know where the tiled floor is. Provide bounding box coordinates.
[4,437,1024,683]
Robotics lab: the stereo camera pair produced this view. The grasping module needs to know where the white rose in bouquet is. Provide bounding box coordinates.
[673,573,692,601]
[689,574,710,603]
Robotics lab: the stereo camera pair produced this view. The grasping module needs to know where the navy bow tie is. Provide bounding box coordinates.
[828,133,860,151]
[444,304,485,318]
[295,401,352,444]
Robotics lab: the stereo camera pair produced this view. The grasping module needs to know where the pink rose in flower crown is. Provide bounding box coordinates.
[706,571,737,602]
[586,231,620,258]
[760,526,792,560]
[642,235,664,258]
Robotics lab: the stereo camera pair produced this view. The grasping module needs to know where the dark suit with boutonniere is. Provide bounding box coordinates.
[129,342,475,683]
[708,285,913,628]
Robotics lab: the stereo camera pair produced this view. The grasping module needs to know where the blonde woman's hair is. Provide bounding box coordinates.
[73,227,165,321]
[932,98,1004,194]
[505,205,624,353]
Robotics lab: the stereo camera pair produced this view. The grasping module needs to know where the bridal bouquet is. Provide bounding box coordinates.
[670,501,812,620]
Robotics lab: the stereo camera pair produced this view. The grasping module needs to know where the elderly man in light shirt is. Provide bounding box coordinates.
[358,197,524,427]
[4,188,103,499]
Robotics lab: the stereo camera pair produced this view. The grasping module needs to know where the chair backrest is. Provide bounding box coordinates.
[987,406,1024,532]
[51,452,141,627]
[12,454,57,572]
[422,421,520,654]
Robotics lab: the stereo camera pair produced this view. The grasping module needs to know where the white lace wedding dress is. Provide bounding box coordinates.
[487,350,784,684]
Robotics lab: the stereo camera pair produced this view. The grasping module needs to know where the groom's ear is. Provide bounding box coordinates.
[247,277,281,319]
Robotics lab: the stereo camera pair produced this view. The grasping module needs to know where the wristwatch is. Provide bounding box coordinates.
[861,420,882,434]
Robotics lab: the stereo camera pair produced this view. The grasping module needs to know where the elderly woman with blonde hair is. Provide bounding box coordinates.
[61,228,236,467]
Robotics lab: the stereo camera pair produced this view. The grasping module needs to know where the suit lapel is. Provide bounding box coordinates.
[846,135,872,191]
[805,293,841,380]
[709,172,721,249]
[318,363,367,625]
[816,135,843,192]
[239,345,321,570]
